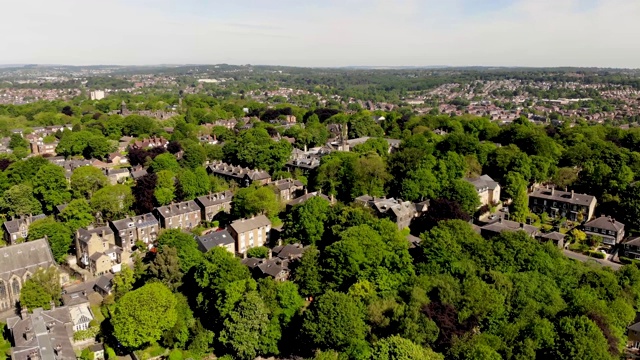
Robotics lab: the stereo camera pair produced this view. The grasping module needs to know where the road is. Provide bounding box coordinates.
[563,250,622,270]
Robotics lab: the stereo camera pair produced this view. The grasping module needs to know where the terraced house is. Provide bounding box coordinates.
[195,191,233,222]
[109,213,159,252]
[528,186,597,222]
[207,161,271,187]
[154,201,201,230]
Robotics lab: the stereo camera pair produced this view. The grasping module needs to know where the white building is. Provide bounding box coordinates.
[90,90,105,101]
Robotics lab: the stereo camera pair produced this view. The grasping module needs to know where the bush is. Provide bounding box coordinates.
[168,349,183,360]
[587,251,606,259]
[247,246,269,259]
[105,346,116,360]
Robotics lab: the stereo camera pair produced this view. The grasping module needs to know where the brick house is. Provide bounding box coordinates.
[154,201,202,230]
[228,215,272,254]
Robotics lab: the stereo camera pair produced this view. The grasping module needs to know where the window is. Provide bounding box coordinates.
[12,279,20,296]
[0,282,6,299]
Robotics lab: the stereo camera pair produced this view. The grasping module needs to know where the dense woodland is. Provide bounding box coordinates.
[3,80,640,359]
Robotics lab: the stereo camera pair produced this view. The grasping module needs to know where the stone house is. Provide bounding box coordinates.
[75,227,128,276]
[270,178,304,202]
[354,195,417,229]
[465,175,501,207]
[582,215,625,246]
[0,239,57,312]
[109,213,159,252]
[207,161,271,187]
[154,201,202,230]
[480,218,540,238]
[528,186,597,222]
[196,229,235,254]
[195,191,233,222]
[7,307,77,360]
[228,215,272,254]
[2,214,46,245]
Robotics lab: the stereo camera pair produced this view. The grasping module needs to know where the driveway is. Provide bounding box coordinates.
[563,249,623,270]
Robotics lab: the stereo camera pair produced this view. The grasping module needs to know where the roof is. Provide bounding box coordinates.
[7,307,76,360]
[272,243,304,260]
[243,257,290,278]
[207,161,271,182]
[465,174,499,191]
[356,195,416,219]
[287,192,331,207]
[0,239,56,282]
[110,213,158,231]
[196,230,234,252]
[270,178,304,191]
[529,187,596,206]
[94,273,114,293]
[68,305,93,327]
[3,214,46,235]
[584,215,624,232]
[481,219,539,236]
[196,191,233,208]
[77,226,113,244]
[130,168,148,179]
[539,232,566,241]
[155,201,200,218]
[229,215,272,234]
[61,291,90,307]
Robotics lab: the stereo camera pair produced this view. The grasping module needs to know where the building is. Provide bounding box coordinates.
[154,201,201,230]
[285,191,332,211]
[228,215,272,254]
[270,178,304,202]
[75,227,128,276]
[28,136,58,156]
[129,136,168,150]
[104,168,131,185]
[195,191,233,222]
[2,214,46,245]
[536,232,566,249]
[465,175,501,207]
[582,215,625,246]
[242,256,291,282]
[355,195,417,229]
[272,243,305,261]
[480,218,540,238]
[196,230,235,254]
[345,137,402,154]
[286,147,332,172]
[109,213,159,252]
[89,344,105,360]
[207,161,271,187]
[0,239,57,312]
[528,186,597,222]
[93,273,114,297]
[7,307,76,360]
[90,90,105,100]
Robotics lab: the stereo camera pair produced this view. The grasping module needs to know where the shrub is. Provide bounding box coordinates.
[247,246,269,259]
[587,251,605,259]
[106,346,116,360]
[168,349,183,360]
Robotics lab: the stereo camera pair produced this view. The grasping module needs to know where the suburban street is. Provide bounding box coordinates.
[563,250,623,270]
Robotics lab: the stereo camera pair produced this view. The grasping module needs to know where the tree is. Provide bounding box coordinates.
[231,183,281,219]
[219,291,275,360]
[90,185,133,221]
[112,283,178,349]
[59,199,94,232]
[112,266,135,300]
[351,153,390,199]
[246,246,269,258]
[150,153,180,173]
[157,230,204,272]
[6,156,49,186]
[163,294,194,349]
[19,267,61,311]
[33,164,71,212]
[154,170,175,206]
[554,316,612,360]
[28,218,73,263]
[1,184,41,218]
[132,173,157,214]
[372,336,443,360]
[181,144,206,169]
[70,166,108,199]
[282,196,331,245]
[442,179,481,215]
[505,171,529,222]
[8,133,29,150]
[292,245,323,297]
[222,128,293,173]
[149,246,184,291]
[302,291,367,351]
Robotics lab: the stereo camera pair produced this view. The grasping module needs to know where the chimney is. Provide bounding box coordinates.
[520,223,525,229]
[268,249,272,260]
[243,251,247,259]
[50,300,55,310]
[571,190,574,199]
[278,239,282,246]
[21,307,28,319]
[551,187,555,196]
[304,188,308,195]
[498,217,503,223]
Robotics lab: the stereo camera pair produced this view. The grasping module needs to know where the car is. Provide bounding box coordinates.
[488,214,498,220]
[599,249,607,255]
[500,207,509,212]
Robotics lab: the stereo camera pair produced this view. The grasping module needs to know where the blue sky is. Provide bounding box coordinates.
[1,0,638,68]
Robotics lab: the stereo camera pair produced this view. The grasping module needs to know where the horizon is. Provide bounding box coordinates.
[2,0,639,68]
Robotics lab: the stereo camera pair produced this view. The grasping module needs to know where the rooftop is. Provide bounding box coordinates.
[196,230,234,252]
[584,215,624,232]
[156,201,200,218]
[229,215,272,234]
[0,239,55,281]
[529,187,596,206]
[465,174,499,191]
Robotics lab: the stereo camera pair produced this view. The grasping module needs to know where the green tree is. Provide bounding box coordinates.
[112,283,178,349]
[505,171,529,222]
[33,164,71,212]
[372,336,443,360]
[163,294,195,349]
[246,246,269,258]
[156,230,204,272]
[112,266,135,300]
[90,185,133,221]
[1,184,41,218]
[292,245,323,297]
[28,218,73,263]
[70,166,109,199]
[222,128,293,173]
[154,170,175,206]
[8,133,29,150]
[150,153,180,173]
[352,152,390,198]
[149,246,184,291]
[19,267,61,311]
[181,144,206,169]
[554,316,612,360]
[231,183,280,219]
[58,199,94,232]
[302,291,367,351]
[282,196,331,245]
[442,179,481,215]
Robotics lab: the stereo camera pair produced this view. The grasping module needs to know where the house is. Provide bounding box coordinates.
[272,243,305,261]
[414,200,430,216]
[242,256,291,282]
[68,303,94,331]
[228,215,272,254]
[285,191,332,211]
[75,227,128,276]
[270,178,304,201]
[345,137,402,154]
[480,218,540,238]
[195,191,233,222]
[528,186,597,222]
[536,232,566,249]
[6,307,76,360]
[89,344,105,360]
[129,136,168,150]
[154,201,201,230]
[0,239,57,312]
[465,175,501,207]
[28,136,58,156]
[2,214,46,245]
[104,168,130,185]
[109,213,159,252]
[196,230,235,254]
[93,273,114,297]
[582,215,625,246]
[207,161,271,187]
[107,152,128,165]
[355,195,417,229]
[130,166,148,180]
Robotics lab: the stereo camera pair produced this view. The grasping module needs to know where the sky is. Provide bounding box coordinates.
[1,0,639,68]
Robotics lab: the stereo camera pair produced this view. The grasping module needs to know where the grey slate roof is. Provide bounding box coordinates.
[539,232,566,241]
[77,227,113,243]
[3,214,46,235]
[229,215,271,234]
[110,213,158,231]
[272,243,304,260]
[196,230,234,252]
[94,273,114,293]
[623,237,640,247]
[529,187,596,206]
[196,191,233,208]
[465,174,499,191]
[0,239,56,282]
[7,307,76,360]
[156,201,200,218]
[584,215,624,232]
[481,219,539,236]
[287,192,331,207]
[270,178,304,191]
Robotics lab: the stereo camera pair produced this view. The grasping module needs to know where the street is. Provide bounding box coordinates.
[562,249,623,271]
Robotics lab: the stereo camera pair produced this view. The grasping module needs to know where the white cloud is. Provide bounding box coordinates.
[0,0,638,67]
